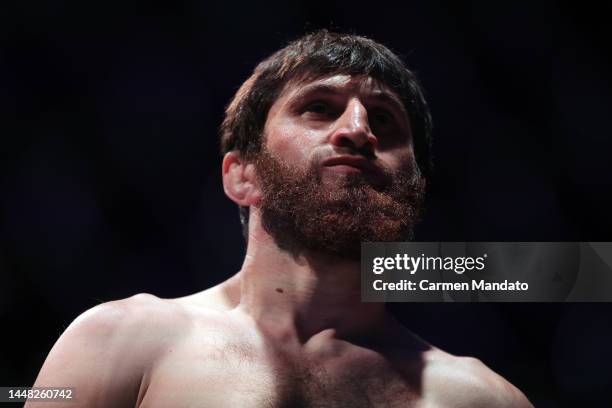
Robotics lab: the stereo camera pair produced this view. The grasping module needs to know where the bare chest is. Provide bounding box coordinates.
[138,337,421,408]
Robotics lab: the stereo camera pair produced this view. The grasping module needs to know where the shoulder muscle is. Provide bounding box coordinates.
[27,293,190,408]
[424,355,533,408]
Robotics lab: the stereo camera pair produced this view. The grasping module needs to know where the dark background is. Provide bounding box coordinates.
[2,1,612,407]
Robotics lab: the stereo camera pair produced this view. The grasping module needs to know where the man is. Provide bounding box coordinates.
[29,31,532,407]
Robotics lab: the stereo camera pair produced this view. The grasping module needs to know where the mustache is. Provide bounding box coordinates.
[311,147,385,174]
[310,147,419,188]
[311,146,374,162]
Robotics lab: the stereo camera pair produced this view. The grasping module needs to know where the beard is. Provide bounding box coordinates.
[253,148,426,261]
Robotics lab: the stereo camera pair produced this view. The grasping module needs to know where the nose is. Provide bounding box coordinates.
[328,98,378,153]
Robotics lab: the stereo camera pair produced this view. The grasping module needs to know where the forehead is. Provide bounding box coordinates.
[272,74,405,110]
[290,74,391,93]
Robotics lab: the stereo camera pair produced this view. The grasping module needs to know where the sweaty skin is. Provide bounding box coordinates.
[28,75,533,408]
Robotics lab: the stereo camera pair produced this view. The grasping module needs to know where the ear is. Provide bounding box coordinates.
[419,175,427,189]
[222,151,262,207]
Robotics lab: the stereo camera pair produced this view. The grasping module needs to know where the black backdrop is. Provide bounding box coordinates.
[2,1,612,407]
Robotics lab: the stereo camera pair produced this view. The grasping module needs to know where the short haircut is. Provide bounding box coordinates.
[220,29,433,176]
[220,30,433,238]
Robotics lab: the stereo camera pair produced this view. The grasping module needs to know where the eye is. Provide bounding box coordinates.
[371,110,394,126]
[304,101,330,115]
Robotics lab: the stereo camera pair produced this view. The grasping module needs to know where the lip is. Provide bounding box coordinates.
[321,155,383,177]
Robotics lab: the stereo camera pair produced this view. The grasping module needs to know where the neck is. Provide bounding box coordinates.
[237,210,388,343]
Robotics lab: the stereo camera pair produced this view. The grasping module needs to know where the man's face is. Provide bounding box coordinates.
[254,74,425,259]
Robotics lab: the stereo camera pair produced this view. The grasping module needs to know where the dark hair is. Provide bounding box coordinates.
[220,30,433,238]
[220,29,432,174]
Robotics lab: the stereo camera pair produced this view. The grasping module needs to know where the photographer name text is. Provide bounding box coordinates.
[373,279,529,291]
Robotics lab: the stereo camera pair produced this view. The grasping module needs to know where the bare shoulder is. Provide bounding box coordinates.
[421,350,533,408]
[66,292,193,353]
[78,292,180,321]
[28,293,193,407]
[171,272,241,311]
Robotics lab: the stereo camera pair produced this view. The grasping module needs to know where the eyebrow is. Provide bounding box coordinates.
[289,83,408,116]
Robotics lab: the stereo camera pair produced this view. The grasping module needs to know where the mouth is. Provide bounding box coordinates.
[321,155,386,181]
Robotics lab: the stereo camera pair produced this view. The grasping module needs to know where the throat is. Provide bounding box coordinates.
[238,241,387,343]
[240,285,388,344]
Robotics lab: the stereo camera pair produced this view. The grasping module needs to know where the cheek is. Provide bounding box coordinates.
[379,147,415,172]
[264,120,319,166]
